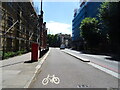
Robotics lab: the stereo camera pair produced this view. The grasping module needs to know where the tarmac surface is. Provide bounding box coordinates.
[30,48,119,88]
[0,48,119,89]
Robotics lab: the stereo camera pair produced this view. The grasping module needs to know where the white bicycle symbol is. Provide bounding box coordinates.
[42,74,60,85]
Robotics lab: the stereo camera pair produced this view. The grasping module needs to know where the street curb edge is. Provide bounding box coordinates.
[24,48,51,88]
[62,51,90,62]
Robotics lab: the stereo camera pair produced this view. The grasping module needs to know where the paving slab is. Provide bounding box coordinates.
[0,49,50,89]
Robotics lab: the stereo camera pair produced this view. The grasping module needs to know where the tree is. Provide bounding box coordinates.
[97,2,120,53]
[47,34,59,47]
[80,17,100,49]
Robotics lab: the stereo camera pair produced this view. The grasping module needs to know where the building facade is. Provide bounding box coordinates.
[57,33,71,48]
[38,0,48,52]
[41,22,47,50]
[72,1,101,50]
[0,1,40,59]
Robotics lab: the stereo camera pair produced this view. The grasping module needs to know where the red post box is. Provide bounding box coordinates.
[31,43,39,61]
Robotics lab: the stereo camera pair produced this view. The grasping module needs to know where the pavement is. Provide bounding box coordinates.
[0,49,50,89]
[62,49,90,62]
[0,48,119,89]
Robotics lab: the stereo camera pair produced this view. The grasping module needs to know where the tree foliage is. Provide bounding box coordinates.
[47,34,60,47]
[98,2,120,52]
[79,2,120,54]
[80,17,100,48]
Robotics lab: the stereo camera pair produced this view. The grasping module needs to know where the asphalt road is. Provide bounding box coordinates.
[30,48,118,88]
[64,49,119,73]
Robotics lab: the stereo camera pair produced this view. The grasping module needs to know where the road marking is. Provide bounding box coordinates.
[35,48,51,70]
[77,84,90,88]
[35,65,41,70]
[88,62,120,79]
[42,74,60,85]
[25,49,51,88]
[90,61,119,73]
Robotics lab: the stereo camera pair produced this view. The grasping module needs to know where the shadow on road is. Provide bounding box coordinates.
[80,50,120,62]
[0,61,25,68]
[105,56,120,61]
[24,60,37,63]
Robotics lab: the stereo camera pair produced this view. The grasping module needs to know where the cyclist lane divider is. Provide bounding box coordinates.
[62,50,90,62]
[24,48,51,88]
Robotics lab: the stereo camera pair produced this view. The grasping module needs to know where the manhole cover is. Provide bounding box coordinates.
[77,84,89,88]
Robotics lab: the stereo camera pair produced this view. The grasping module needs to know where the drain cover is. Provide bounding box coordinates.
[77,84,89,88]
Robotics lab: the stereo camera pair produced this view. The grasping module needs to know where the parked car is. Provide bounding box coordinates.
[60,44,65,49]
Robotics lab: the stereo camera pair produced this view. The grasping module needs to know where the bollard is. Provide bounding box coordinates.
[31,43,39,62]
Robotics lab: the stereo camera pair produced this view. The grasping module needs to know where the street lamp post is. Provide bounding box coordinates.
[38,0,43,58]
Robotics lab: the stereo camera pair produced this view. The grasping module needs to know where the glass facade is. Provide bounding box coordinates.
[72,2,102,50]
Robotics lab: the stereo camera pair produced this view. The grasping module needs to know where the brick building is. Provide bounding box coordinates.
[41,22,47,49]
[57,33,71,48]
[0,1,40,59]
[38,0,48,52]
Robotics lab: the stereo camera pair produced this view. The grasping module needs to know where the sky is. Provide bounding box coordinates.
[34,1,80,35]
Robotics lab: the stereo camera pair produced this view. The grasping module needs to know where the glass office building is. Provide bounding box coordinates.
[72,1,101,50]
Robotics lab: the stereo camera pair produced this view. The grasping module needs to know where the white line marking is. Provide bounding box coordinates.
[35,65,41,70]
[88,62,119,79]
[42,74,60,85]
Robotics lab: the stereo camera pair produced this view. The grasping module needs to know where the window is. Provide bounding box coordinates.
[7,16,13,27]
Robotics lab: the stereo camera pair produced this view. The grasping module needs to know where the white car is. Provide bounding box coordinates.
[60,44,65,49]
